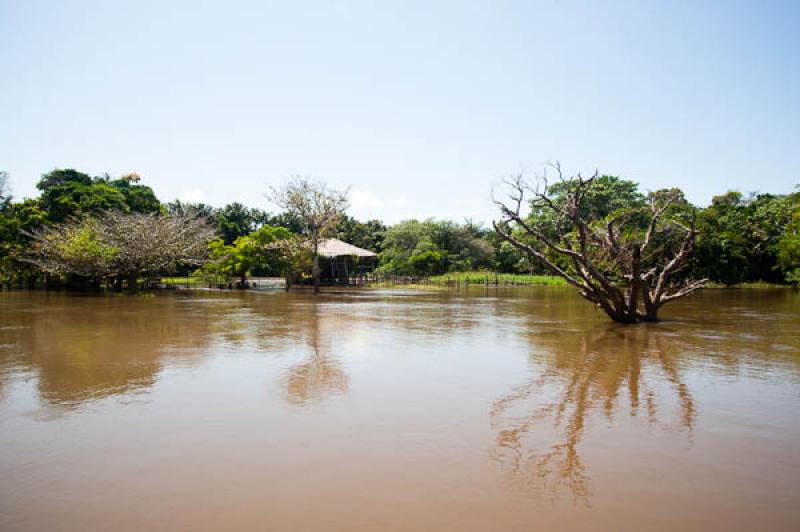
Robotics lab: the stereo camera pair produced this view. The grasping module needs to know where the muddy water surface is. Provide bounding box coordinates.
[1,287,799,531]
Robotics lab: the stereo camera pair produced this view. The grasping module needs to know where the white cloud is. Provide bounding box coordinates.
[179,188,208,204]
[349,188,384,210]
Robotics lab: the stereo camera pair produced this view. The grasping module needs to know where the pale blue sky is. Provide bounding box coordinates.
[1,0,798,223]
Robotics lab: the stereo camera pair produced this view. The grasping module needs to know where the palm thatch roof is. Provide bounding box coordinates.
[317,238,377,258]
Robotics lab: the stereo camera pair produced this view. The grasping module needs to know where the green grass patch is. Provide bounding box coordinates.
[705,281,793,289]
[427,271,566,286]
[161,276,201,286]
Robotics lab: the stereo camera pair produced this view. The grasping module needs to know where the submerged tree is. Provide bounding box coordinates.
[23,218,118,285]
[25,211,214,290]
[99,211,214,290]
[493,165,706,323]
[270,176,349,293]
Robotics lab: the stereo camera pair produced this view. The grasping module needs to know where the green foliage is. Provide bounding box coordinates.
[200,225,296,283]
[524,175,662,280]
[546,174,646,221]
[3,166,800,289]
[0,199,48,284]
[54,221,119,278]
[777,202,800,283]
[378,219,494,276]
[695,191,797,285]
[335,215,386,252]
[107,176,161,214]
[265,211,304,234]
[24,212,213,288]
[213,202,258,244]
[36,169,161,222]
[407,250,445,276]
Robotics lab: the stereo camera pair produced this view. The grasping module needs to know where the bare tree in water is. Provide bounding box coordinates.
[270,177,349,293]
[493,163,706,323]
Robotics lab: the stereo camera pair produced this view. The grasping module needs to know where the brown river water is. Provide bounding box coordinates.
[1,287,799,531]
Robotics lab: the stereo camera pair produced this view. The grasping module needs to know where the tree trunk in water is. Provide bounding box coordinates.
[127,273,138,292]
[312,240,320,294]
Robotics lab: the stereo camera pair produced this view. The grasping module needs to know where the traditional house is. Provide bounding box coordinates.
[317,238,378,284]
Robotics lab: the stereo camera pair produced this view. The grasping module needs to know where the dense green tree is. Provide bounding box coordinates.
[108,174,161,214]
[695,191,797,284]
[541,174,646,226]
[213,202,257,244]
[0,199,48,285]
[747,193,798,282]
[510,174,650,276]
[777,197,800,283]
[38,169,126,222]
[265,211,304,234]
[201,225,296,285]
[378,219,493,276]
[36,169,161,222]
[407,249,445,276]
[335,216,386,252]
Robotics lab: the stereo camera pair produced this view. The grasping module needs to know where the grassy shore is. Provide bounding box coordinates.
[163,274,791,290]
[161,276,202,286]
[427,271,566,286]
[705,281,793,289]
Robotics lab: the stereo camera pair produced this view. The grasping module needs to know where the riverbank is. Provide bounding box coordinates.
[149,275,800,290]
[427,271,567,286]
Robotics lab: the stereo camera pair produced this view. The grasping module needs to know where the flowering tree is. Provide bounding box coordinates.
[25,211,214,289]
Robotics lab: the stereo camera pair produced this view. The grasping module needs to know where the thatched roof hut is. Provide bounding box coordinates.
[316,238,377,284]
[317,238,377,259]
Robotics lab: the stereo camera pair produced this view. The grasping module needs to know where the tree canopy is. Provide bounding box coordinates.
[200,225,297,286]
[378,219,493,276]
[1,166,798,290]
[36,169,161,222]
[24,211,214,289]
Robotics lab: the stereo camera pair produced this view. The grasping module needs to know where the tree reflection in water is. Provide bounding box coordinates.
[283,301,349,406]
[0,293,216,410]
[490,325,696,502]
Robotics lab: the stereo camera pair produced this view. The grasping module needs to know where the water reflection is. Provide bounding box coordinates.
[0,293,214,409]
[1,288,799,531]
[489,288,800,502]
[490,326,698,500]
[283,302,350,405]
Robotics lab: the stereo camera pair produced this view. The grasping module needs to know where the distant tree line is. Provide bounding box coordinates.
[0,167,798,289]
